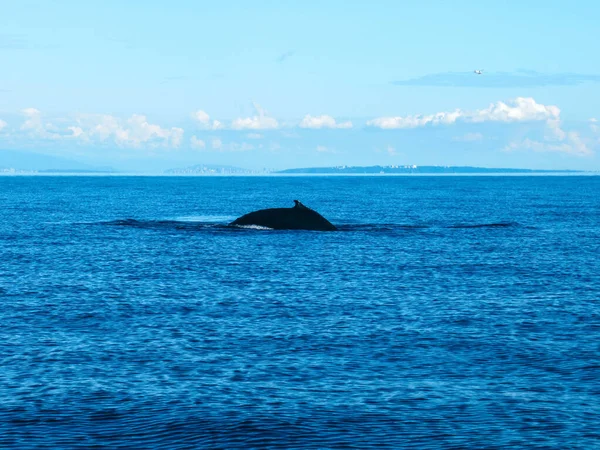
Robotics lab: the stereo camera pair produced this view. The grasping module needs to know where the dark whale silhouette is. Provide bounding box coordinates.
[230,200,337,231]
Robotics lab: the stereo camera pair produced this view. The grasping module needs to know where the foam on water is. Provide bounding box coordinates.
[233,223,274,230]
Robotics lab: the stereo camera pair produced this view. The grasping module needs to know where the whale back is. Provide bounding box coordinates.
[230,202,336,231]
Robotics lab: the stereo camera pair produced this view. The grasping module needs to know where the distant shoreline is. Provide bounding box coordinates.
[2,164,595,177]
[276,165,586,175]
[1,172,597,177]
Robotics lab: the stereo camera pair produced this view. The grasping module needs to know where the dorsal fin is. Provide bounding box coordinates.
[293,200,310,210]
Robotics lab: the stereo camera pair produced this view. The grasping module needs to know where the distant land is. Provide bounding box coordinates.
[0,150,115,174]
[164,164,271,175]
[164,163,587,176]
[276,165,585,174]
[1,168,114,175]
[0,151,591,176]
[0,167,119,175]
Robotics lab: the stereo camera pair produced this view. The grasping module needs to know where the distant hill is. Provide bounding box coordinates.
[165,164,268,175]
[0,150,115,173]
[277,165,583,174]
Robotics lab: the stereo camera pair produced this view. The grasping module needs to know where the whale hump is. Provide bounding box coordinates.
[230,200,337,231]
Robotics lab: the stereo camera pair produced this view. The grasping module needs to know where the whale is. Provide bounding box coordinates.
[230,200,337,231]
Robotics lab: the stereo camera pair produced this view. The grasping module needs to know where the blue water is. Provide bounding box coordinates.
[1,176,599,449]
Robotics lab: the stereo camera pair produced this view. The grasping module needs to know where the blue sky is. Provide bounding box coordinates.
[1,0,600,171]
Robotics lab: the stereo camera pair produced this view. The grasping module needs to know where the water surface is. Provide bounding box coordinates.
[1,176,599,448]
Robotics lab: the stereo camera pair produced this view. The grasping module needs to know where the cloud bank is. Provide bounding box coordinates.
[74,113,184,148]
[18,108,184,148]
[1,98,594,157]
[367,97,559,129]
[367,97,589,156]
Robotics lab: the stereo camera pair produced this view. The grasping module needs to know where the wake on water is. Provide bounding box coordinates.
[91,218,522,233]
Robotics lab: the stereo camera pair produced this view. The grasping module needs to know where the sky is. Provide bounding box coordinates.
[1,0,600,172]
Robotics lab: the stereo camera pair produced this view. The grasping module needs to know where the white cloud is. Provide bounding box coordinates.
[505,138,590,156]
[299,114,352,129]
[561,132,588,155]
[67,126,84,138]
[113,114,183,147]
[246,133,263,139]
[21,108,40,120]
[0,119,7,131]
[193,110,210,124]
[171,128,184,147]
[20,108,62,139]
[21,108,41,128]
[506,119,590,156]
[191,110,222,130]
[368,97,590,156]
[18,109,183,148]
[211,138,222,150]
[546,118,566,140]
[386,145,397,156]
[71,113,184,148]
[231,116,278,130]
[590,118,598,133]
[367,97,559,129]
[470,97,559,123]
[231,103,279,130]
[367,110,462,129]
[190,136,206,149]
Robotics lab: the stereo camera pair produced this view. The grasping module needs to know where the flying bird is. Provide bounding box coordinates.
[474,69,483,75]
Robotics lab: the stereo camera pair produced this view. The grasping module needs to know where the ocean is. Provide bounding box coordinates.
[1,175,599,449]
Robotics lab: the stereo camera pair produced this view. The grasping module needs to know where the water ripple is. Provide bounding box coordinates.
[1,176,599,449]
